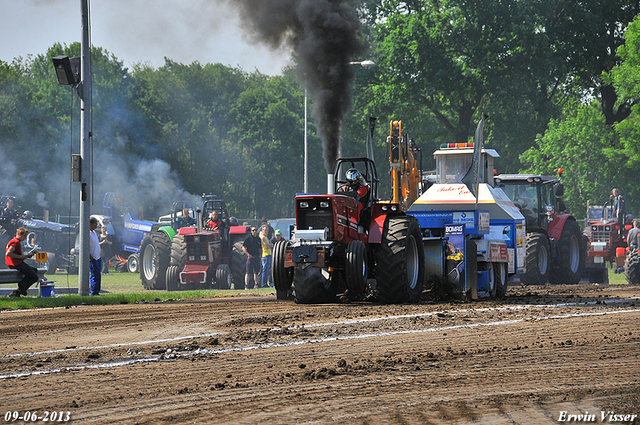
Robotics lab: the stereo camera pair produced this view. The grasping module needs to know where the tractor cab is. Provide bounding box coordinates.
[494,173,566,232]
[334,157,379,204]
[201,195,230,242]
[170,201,197,231]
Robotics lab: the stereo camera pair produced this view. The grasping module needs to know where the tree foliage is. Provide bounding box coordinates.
[2,0,640,222]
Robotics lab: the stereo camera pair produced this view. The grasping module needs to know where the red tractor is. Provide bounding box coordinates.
[164,196,250,291]
[272,157,425,304]
[584,200,633,283]
[493,172,585,285]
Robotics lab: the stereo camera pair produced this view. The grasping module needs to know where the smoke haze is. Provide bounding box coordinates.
[229,0,362,172]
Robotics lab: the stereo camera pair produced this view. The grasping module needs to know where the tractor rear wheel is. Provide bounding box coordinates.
[169,234,187,270]
[624,250,640,285]
[374,216,424,304]
[292,263,337,304]
[165,265,180,291]
[140,231,171,290]
[216,264,232,290]
[549,220,584,284]
[272,240,293,293]
[521,232,550,285]
[345,240,368,297]
[230,239,247,290]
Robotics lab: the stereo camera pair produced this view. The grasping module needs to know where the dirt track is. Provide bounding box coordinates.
[1,283,640,424]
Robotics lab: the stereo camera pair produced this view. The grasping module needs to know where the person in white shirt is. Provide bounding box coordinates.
[89,217,102,295]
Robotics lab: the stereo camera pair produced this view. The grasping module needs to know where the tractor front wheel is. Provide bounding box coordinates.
[165,265,180,291]
[127,253,139,274]
[521,232,550,286]
[292,263,336,304]
[345,240,368,297]
[272,240,293,294]
[216,264,232,290]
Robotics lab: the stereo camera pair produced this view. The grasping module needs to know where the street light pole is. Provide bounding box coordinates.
[78,0,92,296]
[304,84,308,194]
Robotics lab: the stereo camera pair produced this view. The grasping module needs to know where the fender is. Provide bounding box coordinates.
[368,203,403,244]
[547,213,573,241]
[158,225,176,241]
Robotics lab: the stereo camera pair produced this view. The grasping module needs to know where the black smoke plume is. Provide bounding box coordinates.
[230,0,362,172]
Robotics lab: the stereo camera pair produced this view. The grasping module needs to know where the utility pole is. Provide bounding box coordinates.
[78,0,92,296]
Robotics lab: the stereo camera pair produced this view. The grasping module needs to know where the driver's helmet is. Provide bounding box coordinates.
[22,210,33,220]
[229,216,239,226]
[345,168,361,186]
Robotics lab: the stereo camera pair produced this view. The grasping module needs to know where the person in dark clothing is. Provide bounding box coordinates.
[260,218,274,240]
[175,207,195,229]
[627,220,640,251]
[611,188,626,239]
[0,198,19,235]
[5,227,38,297]
[242,226,262,289]
[99,226,113,275]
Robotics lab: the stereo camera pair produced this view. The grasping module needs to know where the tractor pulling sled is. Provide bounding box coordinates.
[272,118,526,303]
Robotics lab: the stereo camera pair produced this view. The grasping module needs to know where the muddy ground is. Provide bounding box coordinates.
[1,283,639,424]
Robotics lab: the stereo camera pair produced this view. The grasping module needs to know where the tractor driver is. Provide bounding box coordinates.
[206,210,223,230]
[338,168,370,207]
[176,207,195,229]
[338,168,371,231]
[514,186,535,222]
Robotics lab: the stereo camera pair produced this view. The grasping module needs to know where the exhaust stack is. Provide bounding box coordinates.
[327,174,335,194]
[196,209,202,233]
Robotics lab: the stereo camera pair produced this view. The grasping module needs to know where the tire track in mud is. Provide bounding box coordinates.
[1,285,639,424]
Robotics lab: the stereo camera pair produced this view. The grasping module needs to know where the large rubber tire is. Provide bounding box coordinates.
[127,253,139,274]
[345,240,368,297]
[230,239,247,290]
[169,234,187,269]
[140,231,172,290]
[549,220,584,284]
[520,232,550,286]
[624,250,640,285]
[292,263,337,304]
[165,265,180,291]
[374,215,424,304]
[494,262,507,299]
[216,264,232,290]
[272,240,293,293]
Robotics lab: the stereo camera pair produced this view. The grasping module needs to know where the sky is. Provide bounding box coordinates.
[0,0,293,75]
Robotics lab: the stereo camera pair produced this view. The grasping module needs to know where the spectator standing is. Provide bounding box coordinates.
[261,218,275,240]
[1,198,19,235]
[611,188,626,239]
[259,224,274,288]
[99,226,113,275]
[628,220,640,251]
[242,226,262,289]
[89,217,102,295]
[270,228,286,245]
[5,227,38,297]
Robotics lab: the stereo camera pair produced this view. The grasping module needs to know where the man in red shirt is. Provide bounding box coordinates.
[5,227,38,297]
